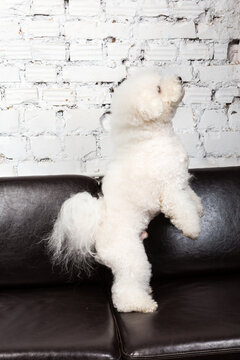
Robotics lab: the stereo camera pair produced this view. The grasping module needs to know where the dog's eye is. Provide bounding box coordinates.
[157,85,161,93]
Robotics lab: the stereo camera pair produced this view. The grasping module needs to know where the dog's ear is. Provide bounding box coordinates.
[100,111,112,132]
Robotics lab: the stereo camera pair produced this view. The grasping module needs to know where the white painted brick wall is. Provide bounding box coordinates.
[63,65,126,83]
[0,110,19,133]
[198,65,240,83]
[4,88,38,105]
[215,87,240,104]
[0,66,20,82]
[0,0,239,177]
[22,19,60,38]
[228,100,240,131]
[64,108,103,132]
[25,65,57,82]
[30,136,61,159]
[31,0,64,15]
[145,43,177,61]
[70,43,102,61]
[135,21,196,40]
[69,0,101,17]
[64,135,96,159]
[42,88,76,106]
[25,109,56,134]
[180,42,212,60]
[199,110,228,130]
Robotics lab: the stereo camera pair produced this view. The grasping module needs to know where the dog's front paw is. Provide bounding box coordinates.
[197,202,204,218]
[181,215,201,240]
[183,228,200,240]
[194,197,203,217]
[182,221,201,239]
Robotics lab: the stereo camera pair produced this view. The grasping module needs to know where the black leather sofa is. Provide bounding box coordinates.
[0,167,240,360]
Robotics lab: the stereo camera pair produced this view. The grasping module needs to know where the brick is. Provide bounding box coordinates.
[198,24,220,40]
[64,108,103,131]
[198,65,240,83]
[63,65,126,82]
[0,1,31,16]
[0,110,19,133]
[0,19,21,40]
[145,44,177,61]
[17,160,83,176]
[22,19,59,37]
[42,89,76,106]
[106,1,137,16]
[100,134,112,157]
[215,87,240,104]
[204,132,240,155]
[25,109,56,134]
[180,42,212,60]
[199,109,228,130]
[0,163,16,176]
[25,64,57,82]
[228,43,239,64]
[69,0,100,16]
[65,21,130,40]
[172,107,194,130]
[135,21,196,39]
[30,136,61,159]
[5,88,38,105]
[70,43,102,61]
[183,87,211,104]
[177,131,200,157]
[85,158,108,175]
[228,99,240,130]
[77,86,111,104]
[107,43,129,60]
[129,64,192,81]
[139,0,169,16]
[64,135,96,159]
[2,41,31,60]
[214,43,228,60]
[0,136,27,160]
[65,21,98,39]
[31,0,64,15]
[162,65,193,82]
[32,42,65,60]
[172,1,204,19]
[0,66,20,82]
[198,22,239,41]
[100,22,131,39]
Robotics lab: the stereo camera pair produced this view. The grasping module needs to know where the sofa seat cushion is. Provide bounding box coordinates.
[0,283,120,360]
[114,274,240,360]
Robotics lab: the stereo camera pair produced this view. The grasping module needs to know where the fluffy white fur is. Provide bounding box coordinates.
[49,69,203,313]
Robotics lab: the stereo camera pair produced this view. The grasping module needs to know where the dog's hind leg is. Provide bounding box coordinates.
[96,218,157,313]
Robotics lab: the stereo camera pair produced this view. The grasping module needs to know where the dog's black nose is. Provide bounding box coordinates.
[177,76,182,83]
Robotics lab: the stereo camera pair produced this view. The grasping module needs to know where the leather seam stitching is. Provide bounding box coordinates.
[121,346,240,359]
[105,282,123,360]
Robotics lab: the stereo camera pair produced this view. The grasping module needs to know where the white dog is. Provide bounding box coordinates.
[49,70,202,313]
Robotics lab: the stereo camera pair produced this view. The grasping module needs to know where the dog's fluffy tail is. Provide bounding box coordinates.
[48,192,104,272]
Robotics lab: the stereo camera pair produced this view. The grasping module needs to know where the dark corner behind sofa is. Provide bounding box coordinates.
[0,167,240,360]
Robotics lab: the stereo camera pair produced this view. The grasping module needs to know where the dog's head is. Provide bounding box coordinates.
[111,69,184,128]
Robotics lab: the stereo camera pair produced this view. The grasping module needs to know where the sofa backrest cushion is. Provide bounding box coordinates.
[0,175,102,286]
[1,167,240,286]
[145,167,240,278]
